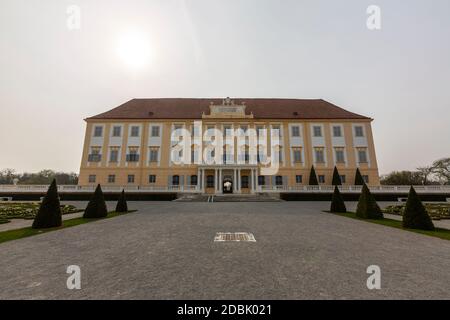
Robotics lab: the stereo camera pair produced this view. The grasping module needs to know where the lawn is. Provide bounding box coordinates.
[0,202,83,224]
[0,210,136,244]
[331,211,450,241]
[383,203,450,220]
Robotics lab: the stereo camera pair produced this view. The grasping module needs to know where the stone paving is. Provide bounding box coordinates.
[0,201,449,299]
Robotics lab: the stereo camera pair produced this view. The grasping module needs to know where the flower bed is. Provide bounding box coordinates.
[383,203,450,220]
[0,203,83,224]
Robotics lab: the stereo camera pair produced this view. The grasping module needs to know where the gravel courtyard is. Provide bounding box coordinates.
[1,201,449,300]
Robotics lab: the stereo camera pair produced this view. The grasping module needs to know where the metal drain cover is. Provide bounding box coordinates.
[214,232,256,242]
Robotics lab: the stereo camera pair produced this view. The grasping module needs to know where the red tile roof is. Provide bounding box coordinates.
[87,98,371,120]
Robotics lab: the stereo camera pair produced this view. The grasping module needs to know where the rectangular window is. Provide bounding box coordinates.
[291,126,300,137]
[130,126,140,137]
[149,175,156,183]
[293,149,302,163]
[258,176,265,186]
[315,148,325,163]
[109,149,119,163]
[318,175,325,184]
[335,148,345,163]
[88,175,96,183]
[108,175,115,183]
[313,126,322,137]
[88,148,101,162]
[88,154,102,162]
[271,125,281,137]
[207,175,215,188]
[333,126,342,137]
[363,175,369,183]
[223,153,233,164]
[223,125,232,137]
[241,176,249,188]
[112,126,121,137]
[275,176,283,186]
[93,126,103,137]
[191,125,200,137]
[340,175,346,183]
[151,126,160,137]
[149,148,159,163]
[358,149,368,163]
[257,150,265,163]
[128,175,135,184]
[355,126,364,137]
[256,126,265,137]
[126,149,139,162]
[205,125,214,137]
[295,175,303,184]
[190,175,198,186]
[278,148,283,163]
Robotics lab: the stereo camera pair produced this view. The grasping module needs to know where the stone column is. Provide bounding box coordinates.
[237,169,241,193]
[197,168,201,191]
[250,169,255,194]
[201,169,205,193]
[215,169,218,192]
[232,169,236,193]
[219,169,223,193]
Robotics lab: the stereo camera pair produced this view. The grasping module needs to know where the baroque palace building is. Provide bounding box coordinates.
[79,98,380,194]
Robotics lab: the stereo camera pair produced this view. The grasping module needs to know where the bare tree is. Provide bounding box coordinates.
[0,168,18,184]
[431,158,450,185]
[416,166,434,185]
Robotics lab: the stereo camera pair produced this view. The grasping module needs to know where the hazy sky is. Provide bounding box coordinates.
[0,0,449,175]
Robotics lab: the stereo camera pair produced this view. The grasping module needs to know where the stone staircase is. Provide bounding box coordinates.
[174,194,210,202]
[174,193,283,202]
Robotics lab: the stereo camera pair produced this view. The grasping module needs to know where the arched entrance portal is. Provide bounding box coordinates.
[223,177,233,194]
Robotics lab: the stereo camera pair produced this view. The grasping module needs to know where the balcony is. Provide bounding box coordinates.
[88,154,102,162]
[126,154,140,162]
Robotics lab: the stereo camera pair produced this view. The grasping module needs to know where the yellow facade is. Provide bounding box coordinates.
[79,100,380,193]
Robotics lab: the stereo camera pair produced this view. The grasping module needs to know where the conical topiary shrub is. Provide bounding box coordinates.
[115,189,128,213]
[32,179,62,229]
[83,184,108,218]
[355,168,365,185]
[309,166,319,186]
[356,184,383,219]
[332,166,342,186]
[330,186,347,213]
[402,186,435,231]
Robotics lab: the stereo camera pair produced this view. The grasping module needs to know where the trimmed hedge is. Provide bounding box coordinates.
[332,166,342,186]
[330,186,347,213]
[355,168,365,186]
[83,184,108,218]
[115,189,128,213]
[356,184,383,219]
[309,166,319,186]
[403,186,435,231]
[32,179,62,229]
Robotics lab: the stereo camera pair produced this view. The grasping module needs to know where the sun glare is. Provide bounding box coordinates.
[116,29,152,70]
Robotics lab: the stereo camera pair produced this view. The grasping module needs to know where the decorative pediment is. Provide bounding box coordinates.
[202,97,254,119]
